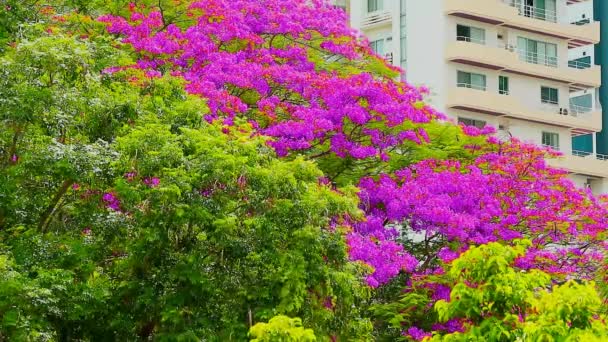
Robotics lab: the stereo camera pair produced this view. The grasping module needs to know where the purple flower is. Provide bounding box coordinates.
[405,327,431,341]
[102,192,121,212]
[102,193,116,202]
[143,177,160,187]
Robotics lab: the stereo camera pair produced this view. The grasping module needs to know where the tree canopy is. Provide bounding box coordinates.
[0,0,606,341]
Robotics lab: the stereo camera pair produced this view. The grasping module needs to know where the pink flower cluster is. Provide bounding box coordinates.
[97,0,608,289]
[355,139,608,282]
[98,0,440,160]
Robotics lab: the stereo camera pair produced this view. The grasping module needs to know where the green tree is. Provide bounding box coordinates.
[249,316,316,342]
[0,12,372,340]
[431,242,608,341]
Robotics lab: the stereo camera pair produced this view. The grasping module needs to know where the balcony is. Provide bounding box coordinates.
[445,41,601,88]
[444,0,599,48]
[503,1,557,23]
[361,10,391,29]
[446,87,602,133]
[547,151,608,178]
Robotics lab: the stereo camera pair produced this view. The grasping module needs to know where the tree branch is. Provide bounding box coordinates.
[38,179,74,233]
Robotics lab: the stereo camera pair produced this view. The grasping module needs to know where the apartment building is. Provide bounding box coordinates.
[345,0,608,194]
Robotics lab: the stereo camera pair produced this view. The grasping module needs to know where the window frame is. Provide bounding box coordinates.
[542,131,560,150]
[541,86,559,105]
[456,24,486,44]
[367,0,383,13]
[457,71,487,91]
[458,117,487,129]
[369,38,385,55]
[517,36,558,67]
[499,76,509,95]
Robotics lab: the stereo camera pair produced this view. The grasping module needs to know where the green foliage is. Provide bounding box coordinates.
[372,243,608,342]
[430,242,608,341]
[0,16,372,340]
[249,316,316,342]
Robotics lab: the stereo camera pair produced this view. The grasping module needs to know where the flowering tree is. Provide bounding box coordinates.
[0,0,606,340]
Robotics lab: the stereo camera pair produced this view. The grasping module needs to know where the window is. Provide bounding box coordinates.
[541,86,558,104]
[517,37,557,67]
[456,24,486,44]
[499,76,509,95]
[457,71,486,91]
[542,132,560,150]
[370,39,385,55]
[458,117,487,129]
[367,0,383,13]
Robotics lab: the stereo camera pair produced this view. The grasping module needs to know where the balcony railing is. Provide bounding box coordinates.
[569,103,594,117]
[572,150,608,161]
[568,59,592,69]
[456,35,485,45]
[361,11,391,28]
[517,49,558,68]
[496,43,558,68]
[571,18,591,26]
[502,0,557,23]
[542,143,560,151]
[384,52,393,64]
[536,101,594,120]
[456,82,486,91]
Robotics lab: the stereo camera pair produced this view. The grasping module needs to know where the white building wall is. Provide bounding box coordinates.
[567,1,594,24]
[405,0,446,109]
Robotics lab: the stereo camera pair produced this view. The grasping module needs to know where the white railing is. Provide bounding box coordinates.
[572,150,608,161]
[517,49,558,68]
[568,59,592,69]
[496,43,558,68]
[384,52,393,63]
[457,82,486,91]
[571,18,591,26]
[537,102,593,119]
[542,143,560,151]
[502,0,557,23]
[572,149,593,157]
[456,35,486,45]
[541,98,558,105]
[569,103,594,116]
[361,11,391,28]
